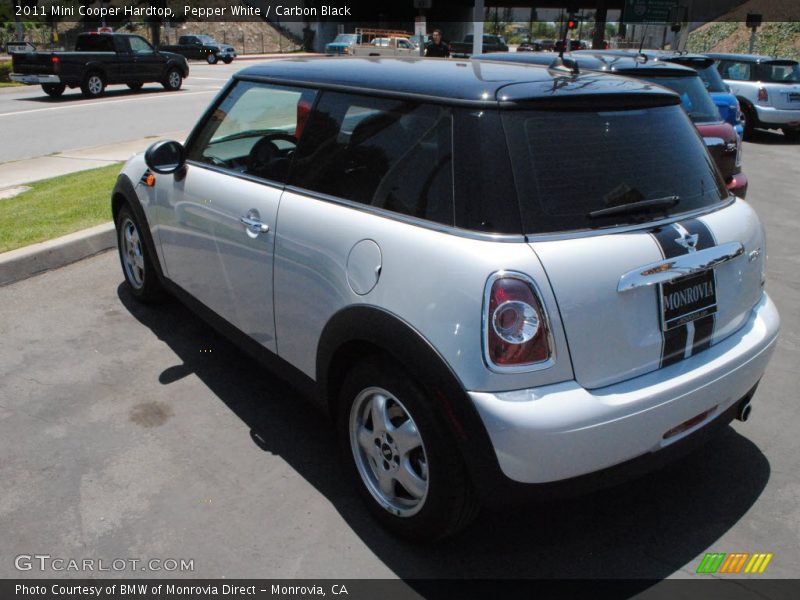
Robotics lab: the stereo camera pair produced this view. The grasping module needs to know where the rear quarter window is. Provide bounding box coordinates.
[288,92,455,227]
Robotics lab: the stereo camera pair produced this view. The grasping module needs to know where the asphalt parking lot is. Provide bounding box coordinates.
[0,131,798,589]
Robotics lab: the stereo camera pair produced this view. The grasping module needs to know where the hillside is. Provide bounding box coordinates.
[688,0,800,60]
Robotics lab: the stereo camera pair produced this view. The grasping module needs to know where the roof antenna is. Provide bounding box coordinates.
[550,13,579,74]
[636,23,650,63]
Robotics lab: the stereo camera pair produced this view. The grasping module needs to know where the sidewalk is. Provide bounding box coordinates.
[0,130,190,190]
[0,131,189,285]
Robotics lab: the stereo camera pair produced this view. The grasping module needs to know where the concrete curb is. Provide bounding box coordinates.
[0,222,115,286]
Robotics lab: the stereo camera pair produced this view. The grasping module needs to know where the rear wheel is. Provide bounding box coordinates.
[206,53,218,65]
[42,83,66,98]
[222,57,233,64]
[162,68,182,91]
[80,72,105,98]
[740,103,756,140]
[115,204,164,303]
[337,358,480,542]
[126,82,143,91]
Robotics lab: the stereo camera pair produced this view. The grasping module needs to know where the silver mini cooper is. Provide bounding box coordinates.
[113,57,779,541]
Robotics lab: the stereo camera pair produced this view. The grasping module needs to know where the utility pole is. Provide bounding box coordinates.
[13,0,24,42]
[747,13,762,54]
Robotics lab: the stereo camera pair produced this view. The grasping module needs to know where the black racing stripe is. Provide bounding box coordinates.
[651,225,686,259]
[651,224,689,368]
[662,326,688,367]
[682,219,717,355]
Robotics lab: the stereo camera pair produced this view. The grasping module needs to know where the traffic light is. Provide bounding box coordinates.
[567,18,577,30]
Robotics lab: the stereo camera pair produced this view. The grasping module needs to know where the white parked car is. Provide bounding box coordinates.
[112,58,779,541]
[707,53,800,140]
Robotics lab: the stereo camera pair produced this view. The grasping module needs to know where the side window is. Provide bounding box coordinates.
[289,92,454,226]
[128,36,154,54]
[186,81,316,184]
[725,61,751,81]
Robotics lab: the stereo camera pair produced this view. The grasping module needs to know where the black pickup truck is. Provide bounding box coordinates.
[159,35,237,65]
[10,33,189,98]
[449,34,509,58]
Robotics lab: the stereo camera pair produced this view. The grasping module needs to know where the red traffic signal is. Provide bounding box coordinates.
[567,19,577,30]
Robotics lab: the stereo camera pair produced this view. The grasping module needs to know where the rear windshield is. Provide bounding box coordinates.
[758,61,800,83]
[639,74,721,123]
[670,60,728,92]
[75,35,114,52]
[503,105,727,234]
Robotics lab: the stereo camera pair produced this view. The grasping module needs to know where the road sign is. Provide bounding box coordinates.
[624,0,681,23]
[6,41,36,54]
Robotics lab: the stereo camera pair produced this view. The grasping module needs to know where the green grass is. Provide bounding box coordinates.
[0,163,122,253]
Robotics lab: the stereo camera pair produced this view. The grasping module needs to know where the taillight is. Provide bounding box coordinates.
[757,87,768,102]
[483,272,552,369]
[52,55,60,74]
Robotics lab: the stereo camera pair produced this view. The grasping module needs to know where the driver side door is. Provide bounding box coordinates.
[156,80,315,352]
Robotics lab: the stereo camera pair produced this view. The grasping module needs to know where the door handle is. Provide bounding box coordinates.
[240,216,269,234]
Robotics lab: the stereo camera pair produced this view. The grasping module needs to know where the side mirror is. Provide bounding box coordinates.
[145,140,186,175]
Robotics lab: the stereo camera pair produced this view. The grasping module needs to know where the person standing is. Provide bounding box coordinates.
[425,29,450,58]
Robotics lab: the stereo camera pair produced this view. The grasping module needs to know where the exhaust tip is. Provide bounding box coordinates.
[736,401,752,422]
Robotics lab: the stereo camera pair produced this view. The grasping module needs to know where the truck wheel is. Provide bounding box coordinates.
[42,83,66,98]
[162,68,183,91]
[222,57,233,64]
[337,358,480,542]
[206,53,218,65]
[115,204,165,303]
[80,73,105,98]
[127,82,143,91]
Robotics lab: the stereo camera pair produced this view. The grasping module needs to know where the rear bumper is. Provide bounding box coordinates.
[469,292,779,485]
[9,73,60,84]
[754,105,800,127]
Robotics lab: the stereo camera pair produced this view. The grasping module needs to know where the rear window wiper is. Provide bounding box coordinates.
[587,196,680,220]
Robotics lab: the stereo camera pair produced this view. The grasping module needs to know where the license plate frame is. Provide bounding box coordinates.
[788,92,800,103]
[659,270,718,332]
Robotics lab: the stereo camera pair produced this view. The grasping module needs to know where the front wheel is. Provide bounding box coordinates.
[80,73,105,98]
[162,68,182,91]
[42,83,66,98]
[115,205,165,303]
[222,56,234,64]
[337,359,479,542]
[206,53,218,64]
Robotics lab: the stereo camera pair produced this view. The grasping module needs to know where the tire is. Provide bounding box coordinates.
[80,72,105,98]
[42,83,66,98]
[206,53,218,64]
[115,204,165,303]
[782,128,800,142]
[222,57,233,64]
[162,68,183,91]
[126,82,143,91]
[740,103,756,140]
[337,358,480,542]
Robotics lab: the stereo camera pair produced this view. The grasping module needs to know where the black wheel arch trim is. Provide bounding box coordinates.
[111,173,165,281]
[315,304,504,502]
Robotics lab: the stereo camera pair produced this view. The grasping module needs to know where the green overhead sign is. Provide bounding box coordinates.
[624,0,681,23]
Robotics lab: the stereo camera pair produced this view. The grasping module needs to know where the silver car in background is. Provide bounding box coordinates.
[112,57,779,541]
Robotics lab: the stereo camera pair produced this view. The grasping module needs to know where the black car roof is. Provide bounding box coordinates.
[234,56,680,107]
[473,51,698,77]
[705,52,799,64]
